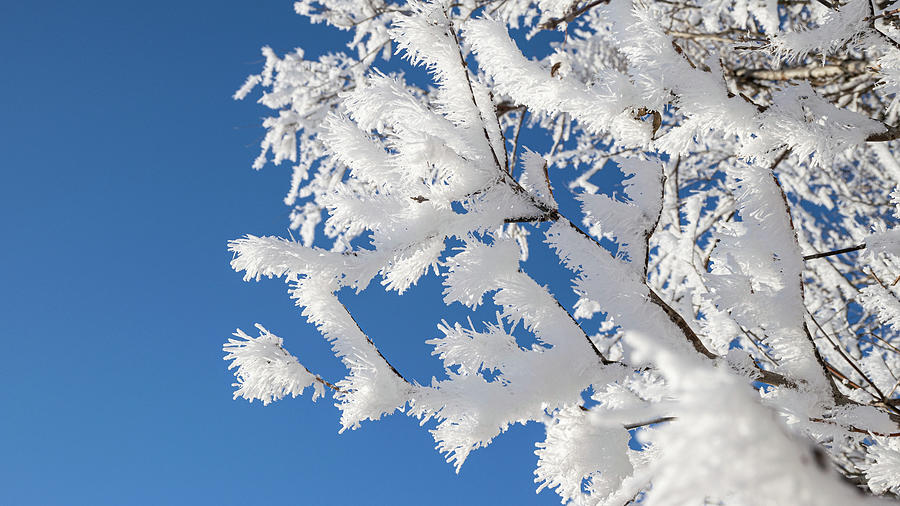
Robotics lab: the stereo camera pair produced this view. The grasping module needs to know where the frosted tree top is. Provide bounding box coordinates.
[227,0,900,502]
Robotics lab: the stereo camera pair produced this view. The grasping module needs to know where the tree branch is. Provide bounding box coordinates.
[803,244,866,261]
[733,61,870,82]
[540,0,609,30]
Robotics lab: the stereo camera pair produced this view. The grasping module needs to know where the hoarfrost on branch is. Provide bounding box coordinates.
[226,0,900,502]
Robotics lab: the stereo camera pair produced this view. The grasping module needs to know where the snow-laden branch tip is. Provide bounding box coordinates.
[224,325,329,404]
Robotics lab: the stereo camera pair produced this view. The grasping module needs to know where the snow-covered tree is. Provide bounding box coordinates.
[226,0,900,502]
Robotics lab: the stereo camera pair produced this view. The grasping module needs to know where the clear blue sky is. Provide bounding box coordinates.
[1,1,559,504]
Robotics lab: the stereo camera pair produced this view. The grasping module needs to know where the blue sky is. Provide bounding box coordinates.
[1,1,561,504]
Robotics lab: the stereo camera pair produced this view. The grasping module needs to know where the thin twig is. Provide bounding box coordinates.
[624,416,677,430]
[804,244,866,261]
[540,0,609,30]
